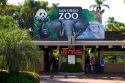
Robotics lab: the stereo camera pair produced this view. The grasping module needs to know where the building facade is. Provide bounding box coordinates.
[32,7,125,73]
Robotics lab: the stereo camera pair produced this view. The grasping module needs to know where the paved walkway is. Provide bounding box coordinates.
[40,73,125,83]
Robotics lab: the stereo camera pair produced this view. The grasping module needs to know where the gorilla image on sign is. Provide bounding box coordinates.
[76,22,104,39]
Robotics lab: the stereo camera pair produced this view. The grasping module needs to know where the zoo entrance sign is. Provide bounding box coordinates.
[58,7,82,20]
[33,7,104,40]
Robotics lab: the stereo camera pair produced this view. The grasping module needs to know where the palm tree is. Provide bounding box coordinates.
[107,17,115,23]
[90,0,110,23]
[40,1,49,10]
[49,3,59,11]
[40,1,59,11]
[20,0,41,28]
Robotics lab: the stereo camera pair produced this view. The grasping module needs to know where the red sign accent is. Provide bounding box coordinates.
[60,48,83,55]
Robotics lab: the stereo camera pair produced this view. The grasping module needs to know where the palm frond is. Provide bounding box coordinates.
[103,4,110,9]
[89,4,97,10]
[95,0,102,5]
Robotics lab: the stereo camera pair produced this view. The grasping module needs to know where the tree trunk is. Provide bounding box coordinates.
[9,65,20,75]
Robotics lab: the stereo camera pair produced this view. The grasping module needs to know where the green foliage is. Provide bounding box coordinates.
[40,1,48,10]
[20,71,40,83]
[0,16,17,29]
[0,56,3,66]
[40,1,59,11]
[48,9,59,21]
[0,5,17,16]
[33,20,40,39]
[0,70,40,83]
[81,9,96,22]
[51,3,59,9]
[0,28,40,73]
[105,21,125,31]
[0,70,8,83]
[90,0,110,10]
[20,0,40,28]
[60,62,83,72]
[90,0,109,22]
[20,5,34,28]
[0,0,5,2]
[0,0,7,6]
[0,56,6,69]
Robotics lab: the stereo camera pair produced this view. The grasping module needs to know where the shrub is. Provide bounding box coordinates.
[0,70,8,83]
[0,70,40,83]
[0,56,6,69]
[19,71,40,83]
[60,62,83,72]
[0,28,40,74]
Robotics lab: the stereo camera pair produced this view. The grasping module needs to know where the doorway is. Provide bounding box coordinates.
[43,46,59,72]
[84,47,100,73]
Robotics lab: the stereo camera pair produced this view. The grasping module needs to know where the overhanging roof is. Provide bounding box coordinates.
[32,41,125,46]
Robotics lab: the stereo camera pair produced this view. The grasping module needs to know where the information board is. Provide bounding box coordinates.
[68,55,75,64]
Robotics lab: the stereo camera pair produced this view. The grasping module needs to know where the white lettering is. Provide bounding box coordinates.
[72,13,79,19]
[59,13,64,19]
[64,13,71,19]
[59,12,79,19]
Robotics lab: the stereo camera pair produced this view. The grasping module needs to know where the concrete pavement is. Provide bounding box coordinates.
[40,73,125,83]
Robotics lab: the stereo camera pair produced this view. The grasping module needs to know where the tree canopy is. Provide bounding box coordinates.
[0,16,17,29]
[105,17,125,31]
[90,0,109,22]
[0,0,7,6]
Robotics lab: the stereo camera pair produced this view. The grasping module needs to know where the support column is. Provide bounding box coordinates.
[100,51,103,59]
[95,46,99,57]
[58,46,61,72]
[82,46,85,72]
[124,51,125,72]
[40,50,44,72]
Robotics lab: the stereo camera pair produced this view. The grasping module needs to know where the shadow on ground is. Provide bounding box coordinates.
[81,73,125,81]
[40,72,125,81]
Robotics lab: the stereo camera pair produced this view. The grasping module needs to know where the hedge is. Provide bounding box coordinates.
[60,62,83,72]
[0,70,40,83]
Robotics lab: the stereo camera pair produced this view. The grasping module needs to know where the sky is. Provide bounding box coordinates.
[7,0,125,24]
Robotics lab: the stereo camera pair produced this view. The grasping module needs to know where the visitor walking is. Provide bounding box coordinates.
[100,57,105,73]
[85,55,90,73]
[95,57,100,73]
[90,57,95,72]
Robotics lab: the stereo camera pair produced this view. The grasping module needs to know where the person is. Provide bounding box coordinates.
[95,57,100,73]
[100,57,105,73]
[85,55,90,73]
[90,57,95,72]
[50,56,56,72]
